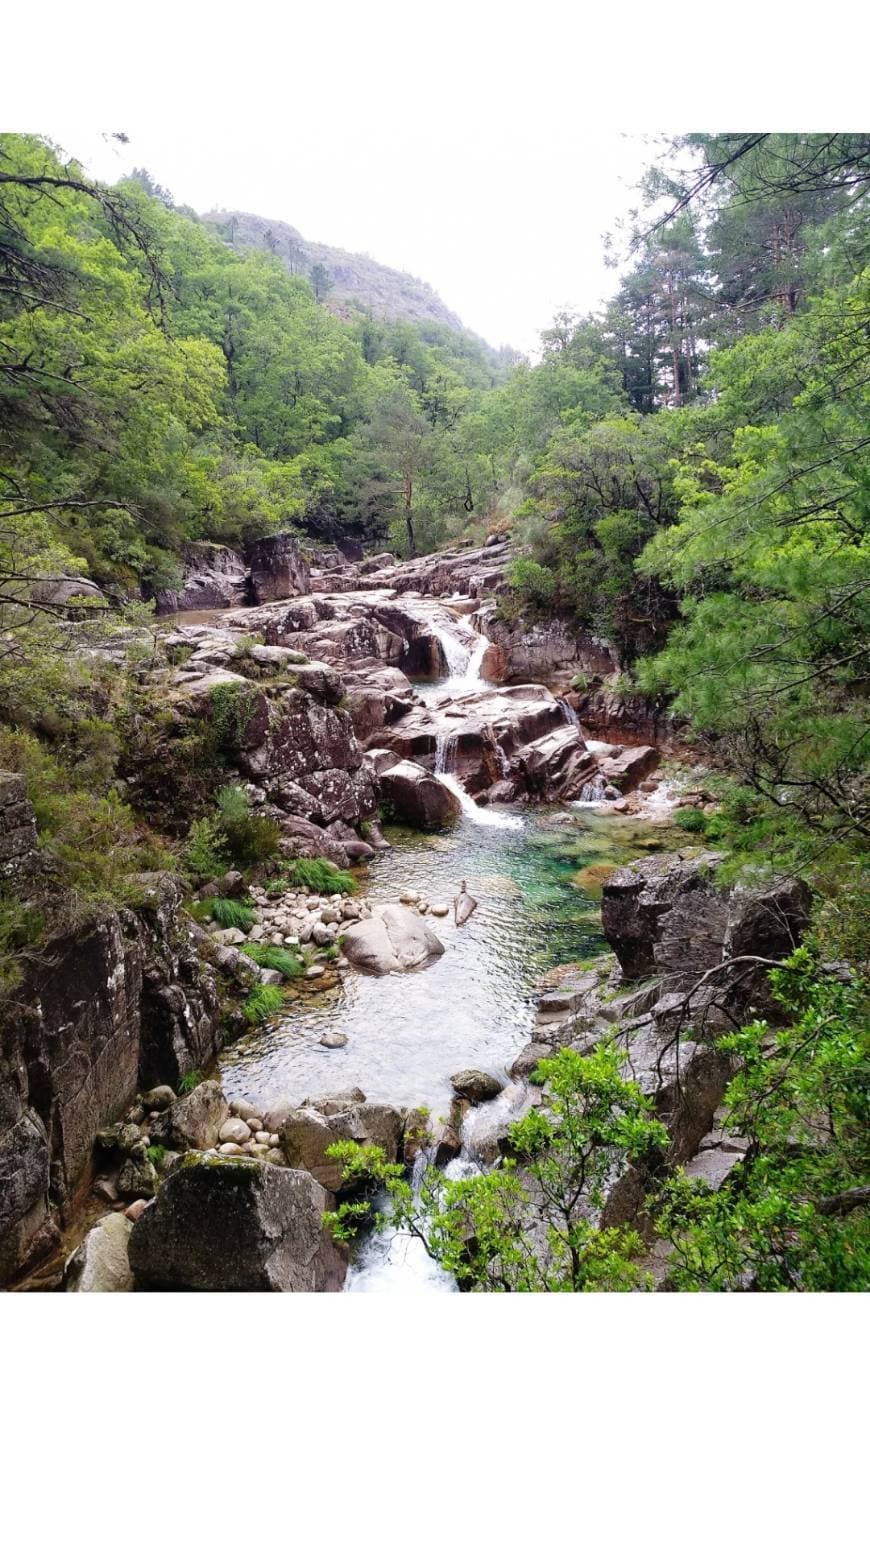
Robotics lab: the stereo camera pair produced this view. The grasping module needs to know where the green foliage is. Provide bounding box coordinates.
[673,807,708,833]
[658,948,870,1290]
[183,816,226,879]
[0,896,46,997]
[243,982,285,1023]
[241,943,304,979]
[207,897,255,929]
[177,1069,204,1094]
[288,857,356,895]
[145,1144,166,1169]
[0,726,172,911]
[507,557,557,607]
[212,784,281,868]
[328,1046,668,1292]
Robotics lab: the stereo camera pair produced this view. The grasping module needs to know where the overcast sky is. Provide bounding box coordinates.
[13,2,864,355]
[41,122,652,355]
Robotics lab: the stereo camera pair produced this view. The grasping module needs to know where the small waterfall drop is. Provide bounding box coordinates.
[434,730,452,775]
[432,626,472,682]
[464,633,488,682]
[558,697,580,728]
[432,731,520,829]
[436,768,523,829]
[576,772,609,803]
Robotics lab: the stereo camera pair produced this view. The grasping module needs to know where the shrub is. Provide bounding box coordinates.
[289,857,356,895]
[177,1069,204,1094]
[146,1144,166,1169]
[215,784,281,868]
[208,897,255,930]
[674,807,708,833]
[243,983,285,1023]
[0,896,46,997]
[184,816,226,879]
[242,943,304,979]
[507,557,557,606]
[209,682,261,753]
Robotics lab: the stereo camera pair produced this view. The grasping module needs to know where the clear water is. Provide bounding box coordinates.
[216,638,679,1292]
[218,806,678,1117]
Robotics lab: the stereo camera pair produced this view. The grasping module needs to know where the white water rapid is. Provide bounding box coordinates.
[431,621,487,686]
[433,728,522,830]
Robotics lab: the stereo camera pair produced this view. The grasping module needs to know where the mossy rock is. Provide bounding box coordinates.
[572,861,618,898]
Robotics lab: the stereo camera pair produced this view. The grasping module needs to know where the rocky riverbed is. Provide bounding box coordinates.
[3,532,806,1294]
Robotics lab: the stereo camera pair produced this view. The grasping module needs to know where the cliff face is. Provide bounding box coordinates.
[203,209,466,331]
[0,784,226,1285]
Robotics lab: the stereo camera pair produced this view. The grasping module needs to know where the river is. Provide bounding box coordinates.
[217,619,676,1290]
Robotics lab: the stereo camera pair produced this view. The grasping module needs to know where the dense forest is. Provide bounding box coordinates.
[1,131,867,1291]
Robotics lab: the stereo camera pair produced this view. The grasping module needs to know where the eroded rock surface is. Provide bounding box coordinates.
[128,1155,347,1292]
[341,904,445,974]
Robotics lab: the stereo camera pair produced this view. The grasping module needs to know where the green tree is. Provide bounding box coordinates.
[327,1046,668,1292]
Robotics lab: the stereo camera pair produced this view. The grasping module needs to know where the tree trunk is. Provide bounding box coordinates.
[404,474,416,557]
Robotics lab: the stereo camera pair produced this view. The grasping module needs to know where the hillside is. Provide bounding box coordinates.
[203,208,466,332]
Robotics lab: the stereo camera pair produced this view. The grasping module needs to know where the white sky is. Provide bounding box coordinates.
[43,123,652,354]
[9,1,868,354]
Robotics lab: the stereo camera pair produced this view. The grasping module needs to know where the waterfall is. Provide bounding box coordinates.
[464,633,488,682]
[431,621,488,686]
[576,772,608,803]
[432,626,472,681]
[434,730,453,775]
[558,697,580,728]
[435,768,522,829]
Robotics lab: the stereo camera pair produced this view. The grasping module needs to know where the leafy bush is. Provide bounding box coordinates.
[242,943,304,979]
[243,982,285,1023]
[674,807,708,833]
[0,727,173,908]
[208,897,255,930]
[657,948,870,1291]
[146,1144,166,1169]
[214,784,281,868]
[507,557,557,606]
[289,857,356,895]
[183,816,226,879]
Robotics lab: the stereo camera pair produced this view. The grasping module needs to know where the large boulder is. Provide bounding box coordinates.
[65,1212,134,1293]
[155,542,248,614]
[379,760,461,830]
[280,1100,405,1192]
[450,1070,504,1103]
[601,852,727,981]
[596,744,660,792]
[150,1080,229,1152]
[128,1155,347,1292]
[246,533,311,604]
[0,869,225,1287]
[341,904,445,974]
[601,852,812,1018]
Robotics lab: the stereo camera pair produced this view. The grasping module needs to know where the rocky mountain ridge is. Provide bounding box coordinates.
[203,209,468,333]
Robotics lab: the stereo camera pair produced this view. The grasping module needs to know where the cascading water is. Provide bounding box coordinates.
[431,619,488,687]
[432,625,473,681]
[558,697,580,727]
[464,632,488,682]
[433,730,522,830]
[576,772,609,803]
